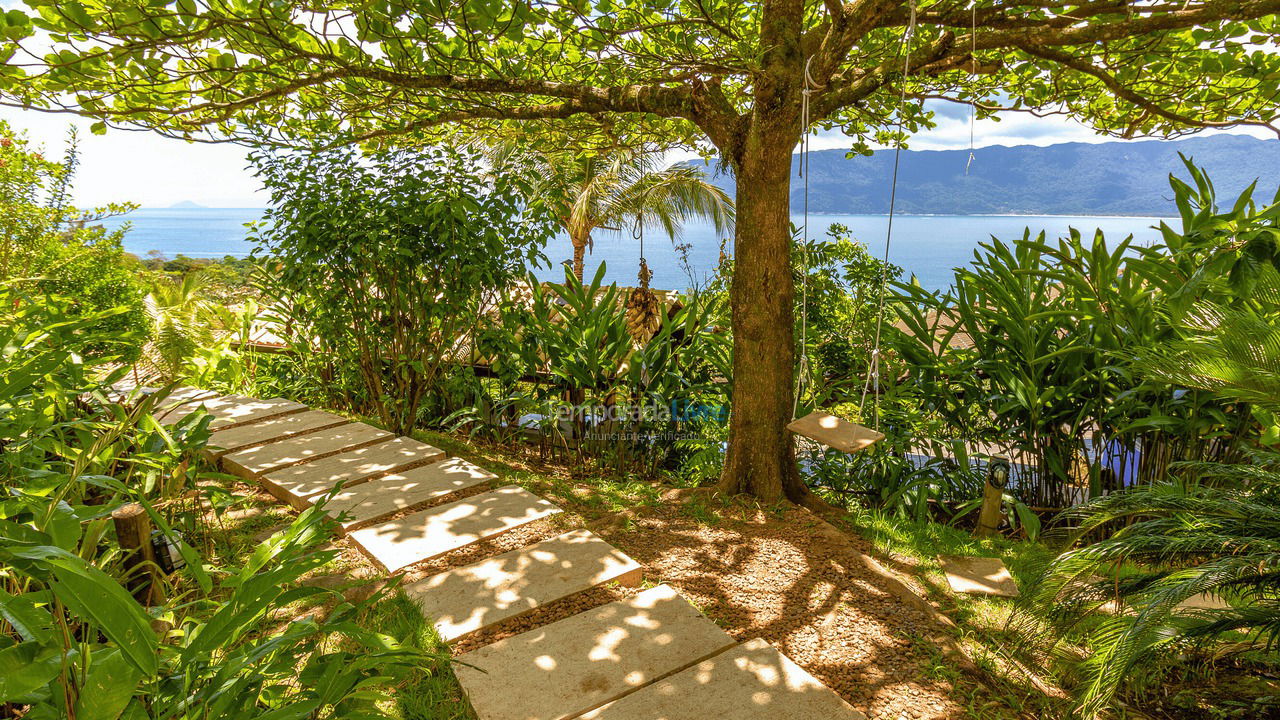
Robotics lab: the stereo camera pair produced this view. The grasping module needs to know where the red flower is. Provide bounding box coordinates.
[0,137,11,148]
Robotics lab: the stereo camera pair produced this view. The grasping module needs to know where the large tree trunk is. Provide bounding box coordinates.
[715,0,812,505]
[716,128,812,504]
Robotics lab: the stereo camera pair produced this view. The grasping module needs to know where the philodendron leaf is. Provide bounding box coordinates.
[6,546,158,676]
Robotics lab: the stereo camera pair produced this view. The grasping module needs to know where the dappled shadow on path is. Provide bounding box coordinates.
[584,497,971,720]
[348,485,562,572]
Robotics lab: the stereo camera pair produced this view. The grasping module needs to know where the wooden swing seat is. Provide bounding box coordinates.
[787,410,884,454]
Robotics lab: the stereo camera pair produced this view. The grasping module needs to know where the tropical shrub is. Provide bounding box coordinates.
[1020,297,1280,718]
[476,264,731,475]
[0,286,432,718]
[251,143,556,435]
[0,121,147,360]
[143,272,221,381]
[890,163,1257,509]
[793,223,903,410]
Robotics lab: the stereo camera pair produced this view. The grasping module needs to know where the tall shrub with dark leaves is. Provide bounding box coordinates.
[0,121,147,360]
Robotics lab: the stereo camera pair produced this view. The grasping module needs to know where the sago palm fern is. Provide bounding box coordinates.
[1020,296,1280,718]
[490,144,734,282]
[143,271,217,380]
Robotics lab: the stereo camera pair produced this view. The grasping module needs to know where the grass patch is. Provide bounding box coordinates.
[410,428,667,516]
[843,508,1070,716]
[355,590,475,720]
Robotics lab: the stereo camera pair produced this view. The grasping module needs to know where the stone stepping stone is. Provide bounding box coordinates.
[308,457,495,528]
[938,555,1019,597]
[222,422,394,480]
[204,409,350,459]
[406,529,642,642]
[455,584,736,720]
[580,638,866,720]
[158,394,306,430]
[348,486,561,573]
[260,436,448,509]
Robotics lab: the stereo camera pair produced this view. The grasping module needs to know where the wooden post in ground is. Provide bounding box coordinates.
[975,460,1010,538]
[112,502,166,605]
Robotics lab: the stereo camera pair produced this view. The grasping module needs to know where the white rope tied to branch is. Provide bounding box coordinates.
[794,55,822,421]
[966,0,978,175]
[858,0,918,429]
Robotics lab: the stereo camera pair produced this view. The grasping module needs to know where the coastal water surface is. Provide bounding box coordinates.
[103,208,1173,292]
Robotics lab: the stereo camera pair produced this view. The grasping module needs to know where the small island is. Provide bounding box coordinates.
[169,199,206,209]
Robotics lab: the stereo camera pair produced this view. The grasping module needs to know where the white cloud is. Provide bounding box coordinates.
[807,101,1277,154]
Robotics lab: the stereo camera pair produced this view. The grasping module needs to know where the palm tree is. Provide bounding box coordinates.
[1018,297,1280,718]
[491,145,734,283]
[143,271,217,380]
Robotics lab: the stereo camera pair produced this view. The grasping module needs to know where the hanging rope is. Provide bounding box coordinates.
[966,1,977,175]
[858,0,918,429]
[794,56,822,420]
[625,144,661,345]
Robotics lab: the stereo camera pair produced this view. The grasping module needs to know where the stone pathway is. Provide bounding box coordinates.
[126,384,865,719]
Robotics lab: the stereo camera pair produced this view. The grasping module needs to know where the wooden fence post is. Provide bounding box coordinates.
[112,502,166,605]
[975,460,1010,538]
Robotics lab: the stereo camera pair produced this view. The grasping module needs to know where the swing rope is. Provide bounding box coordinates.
[857,0,918,430]
[794,56,822,421]
[966,1,977,175]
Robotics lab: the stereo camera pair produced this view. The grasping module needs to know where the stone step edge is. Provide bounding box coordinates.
[224,426,395,483]
[406,528,644,644]
[576,638,866,720]
[201,413,351,462]
[348,486,562,574]
[456,584,737,720]
[168,397,309,431]
[285,443,453,507]
[280,459,500,533]
[329,479,495,536]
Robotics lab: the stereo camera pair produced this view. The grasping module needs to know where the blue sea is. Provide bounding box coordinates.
[104,208,1173,292]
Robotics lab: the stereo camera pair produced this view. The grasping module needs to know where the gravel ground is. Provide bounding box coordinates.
[588,498,967,720]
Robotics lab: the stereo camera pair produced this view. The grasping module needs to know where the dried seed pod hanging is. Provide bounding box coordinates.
[625,259,661,345]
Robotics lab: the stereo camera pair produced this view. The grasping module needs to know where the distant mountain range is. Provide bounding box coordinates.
[169,200,207,209]
[687,135,1280,216]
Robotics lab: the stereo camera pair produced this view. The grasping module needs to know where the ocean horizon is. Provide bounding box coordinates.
[102,207,1175,292]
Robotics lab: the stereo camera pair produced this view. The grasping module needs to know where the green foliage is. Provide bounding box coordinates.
[1023,466,1280,718]
[1149,156,1280,306]
[474,263,731,474]
[792,222,903,409]
[251,143,555,435]
[0,286,434,718]
[890,164,1258,508]
[0,120,147,361]
[490,143,734,280]
[5,1,1277,151]
[143,272,220,381]
[140,253,263,305]
[1015,208,1280,716]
